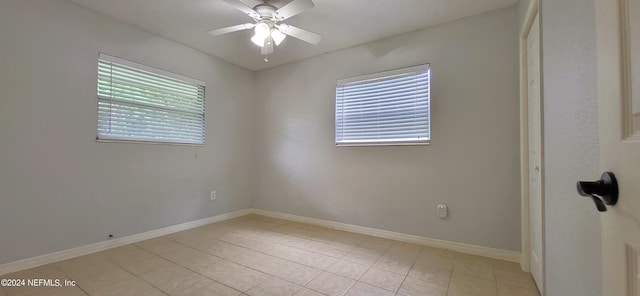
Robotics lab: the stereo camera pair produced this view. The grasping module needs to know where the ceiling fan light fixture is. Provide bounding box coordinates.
[254,22,270,39]
[271,28,286,46]
[251,34,265,47]
[211,0,321,61]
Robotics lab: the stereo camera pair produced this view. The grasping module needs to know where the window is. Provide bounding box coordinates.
[97,53,206,145]
[335,64,430,146]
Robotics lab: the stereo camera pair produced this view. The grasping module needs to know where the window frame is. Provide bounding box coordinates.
[335,64,431,147]
[96,53,206,146]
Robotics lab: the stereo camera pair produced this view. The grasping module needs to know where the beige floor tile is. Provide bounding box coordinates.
[398,276,447,296]
[204,265,269,292]
[359,268,405,292]
[407,263,451,287]
[215,232,268,251]
[372,256,413,275]
[305,272,355,296]
[492,260,523,273]
[136,288,168,296]
[420,247,457,260]
[277,264,323,286]
[3,284,45,296]
[383,249,420,264]
[162,248,224,275]
[246,214,282,224]
[56,253,116,274]
[447,289,496,296]
[63,261,121,285]
[192,258,243,279]
[238,219,282,231]
[455,254,496,265]
[305,242,351,258]
[346,282,395,296]
[184,281,242,296]
[362,237,396,249]
[3,264,60,279]
[99,244,154,266]
[229,249,279,271]
[293,288,325,296]
[414,254,454,271]
[343,249,382,266]
[246,277,302,296]
[358,241,392,254]
[73,267,136,293]
[390,242,424,253]
[88,277,153,296]
[188,240,246,262]
[326,260,368,280]
[29,285,87,296]
[312,230,365,248]
[242,255,289,275]
[121,256,175,276]
[166,275,215,296]
[494,269,537,291]
[136,237,185,255]
[497,282,540,296]
[165,229,202,242]
[159,242,211,263]
[4,215,539,296]
[272,226,315,238]
[448,274,496,296]
[189,256,233,278]
[285,248,338,270]
[138,262,195,292]
[453,260,495,281]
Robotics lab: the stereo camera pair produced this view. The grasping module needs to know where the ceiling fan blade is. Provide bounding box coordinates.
[261,37,274,55]
[222,0,259,18]
[277,24,321,45]
[207,23,255,36]
[274,0,314,20]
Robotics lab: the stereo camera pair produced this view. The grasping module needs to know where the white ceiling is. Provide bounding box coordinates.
[69,0,517,71]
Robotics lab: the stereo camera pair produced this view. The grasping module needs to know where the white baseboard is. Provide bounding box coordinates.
[251,208,521,263]
[0,208,252,276]
[0,207,521,276]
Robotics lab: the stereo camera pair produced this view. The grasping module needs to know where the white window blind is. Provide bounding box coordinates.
[335,64,430,146]
[97,53,206,145]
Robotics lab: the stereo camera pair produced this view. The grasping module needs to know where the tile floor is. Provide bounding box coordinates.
[0,214,540,296]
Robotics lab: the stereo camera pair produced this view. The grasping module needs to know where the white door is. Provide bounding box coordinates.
[595,0,640,295]
[527,13,544,293]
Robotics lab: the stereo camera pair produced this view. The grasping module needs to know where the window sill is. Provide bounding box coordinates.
[335,141,430,147]
[96,138,204,146]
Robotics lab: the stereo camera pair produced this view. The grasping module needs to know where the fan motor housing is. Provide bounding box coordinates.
[254,4,277,19]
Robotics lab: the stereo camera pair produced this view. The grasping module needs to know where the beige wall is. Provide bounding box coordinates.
[253,6,522,251]
[0,0,256,264]
[518,0,532,29]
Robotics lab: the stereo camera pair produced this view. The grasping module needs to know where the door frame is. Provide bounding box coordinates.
[519,0,544,286]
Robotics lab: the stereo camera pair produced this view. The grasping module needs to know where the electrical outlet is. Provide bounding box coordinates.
[437,204,448,218]
[210,191,216,201]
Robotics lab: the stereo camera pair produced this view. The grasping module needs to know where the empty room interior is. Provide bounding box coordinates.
[0,0,625,295]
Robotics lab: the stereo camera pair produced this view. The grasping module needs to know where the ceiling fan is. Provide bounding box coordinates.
[208,0,321,61]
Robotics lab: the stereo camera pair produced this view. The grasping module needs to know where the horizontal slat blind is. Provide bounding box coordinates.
[335,64,430,145]
[97,53,205,144]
